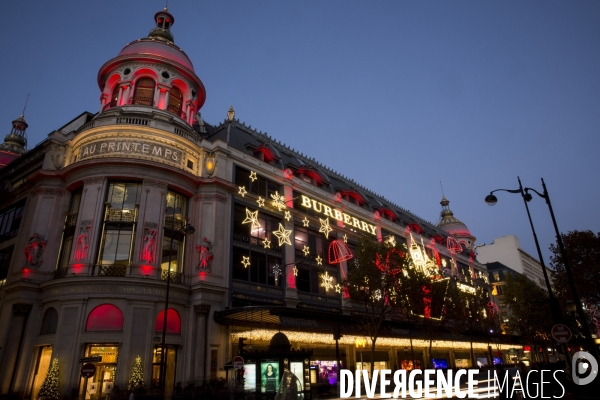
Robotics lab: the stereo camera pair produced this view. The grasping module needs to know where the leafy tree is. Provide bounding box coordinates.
[550,230,600,307]
[344,235,410,374]
[37,358,60,400]
[501,273,553,360]
[127,355,144,391]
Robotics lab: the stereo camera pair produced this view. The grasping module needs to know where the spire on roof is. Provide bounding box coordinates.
[227,106,235,121]
[148,8,175,43]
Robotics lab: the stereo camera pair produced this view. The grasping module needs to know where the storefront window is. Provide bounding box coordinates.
[152,346,177,394]
[233,204,281,247]
[30,346,52,400]
[79,344,119,400]
[232,247,282,287]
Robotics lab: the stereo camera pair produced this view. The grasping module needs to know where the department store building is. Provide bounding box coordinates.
[0,9,514,400]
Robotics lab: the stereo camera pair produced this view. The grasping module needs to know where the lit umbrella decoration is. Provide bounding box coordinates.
[328,239,353,297]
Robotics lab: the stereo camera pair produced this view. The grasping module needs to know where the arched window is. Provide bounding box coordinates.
[167,87,183,117]
[86,304,124,332]
[133,78,155,106]
[40,308,58,335]
[154,308,181,334]
[110,85,120,108]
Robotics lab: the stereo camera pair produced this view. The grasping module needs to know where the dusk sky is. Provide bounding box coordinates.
[1,1,598,265]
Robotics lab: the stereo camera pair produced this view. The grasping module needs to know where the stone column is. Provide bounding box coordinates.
[193,304,211,384]
[0,304,32,395]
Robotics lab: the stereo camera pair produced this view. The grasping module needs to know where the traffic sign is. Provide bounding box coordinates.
[551,324,572,343]
[81,363,96,378]
[233,356,244,370]
[80,356,102,363]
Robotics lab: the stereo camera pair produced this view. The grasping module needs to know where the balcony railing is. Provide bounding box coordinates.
[97,264,127,277]
[53,267,68,279]
[104,204,139,223]
[130,96,154,106]
[161,270,183,284]
[164,216,184,232]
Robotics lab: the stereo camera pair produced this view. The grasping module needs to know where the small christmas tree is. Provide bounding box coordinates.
[37,358,60,400]
[127,355,144,391]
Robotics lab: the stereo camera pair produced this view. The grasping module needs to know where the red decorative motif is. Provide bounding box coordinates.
[374,211,381,221]
[375,248,404,276]
[74,226,92,262]
[284,168,293,179]
[328,239,353,264]
[141,229,157,263]
[426,240,441,267]
[422,284,432,319]
[487,301,501,316]
[446,236,463,255]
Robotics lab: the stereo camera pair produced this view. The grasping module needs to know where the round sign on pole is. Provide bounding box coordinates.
[81,363,96,378]
[233,356,244,370]
[551,324,572,343]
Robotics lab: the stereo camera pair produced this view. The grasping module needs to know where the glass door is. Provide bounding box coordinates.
[152,346,177,398]
[79,344,119,400]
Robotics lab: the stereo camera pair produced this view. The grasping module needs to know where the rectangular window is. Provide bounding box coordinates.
[234,166,281,198]
[56,190,82,272]
[0,246,14,282]
[294,226,327,261]
[233,204,282,249]
[0,199,26,243]
[162,190,189,273]
[296,263,338,296]
[232,246,282,287]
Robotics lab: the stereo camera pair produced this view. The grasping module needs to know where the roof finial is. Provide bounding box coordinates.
[227,106,235,121]
[165,0,169,11]
[440,181,445,197]
[22,94,29,117]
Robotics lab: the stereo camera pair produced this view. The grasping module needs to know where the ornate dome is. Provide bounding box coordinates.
[436,196,472,238]
[117,39,195,73]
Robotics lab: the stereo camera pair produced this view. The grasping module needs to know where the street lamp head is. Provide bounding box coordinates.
[523,193,533,202]
[182,223,195,235]
[484,194,498,206]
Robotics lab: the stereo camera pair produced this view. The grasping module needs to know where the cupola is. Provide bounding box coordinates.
[0,115,28,167]
[436,196,476,249]
[97,8,206,125]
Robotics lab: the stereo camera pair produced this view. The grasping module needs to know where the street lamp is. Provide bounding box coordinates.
[485,177,598,359]
[159,218,195,392]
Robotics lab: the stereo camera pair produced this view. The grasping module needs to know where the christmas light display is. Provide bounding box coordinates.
[270,192,287,211]
[37,358,60,400]
[335,283,342,293]
[231,329,514,350]
[343,234,348,243]
[302,245,310,256]
[315,255,323,265]
[241,208,261,232]
[241,256,251,268]
[319,217,333,239]
[384,235,396,248]
[127,355,144,390]
[293,265,298,276]
[302,217,310,227]
[284,211,292,221]
[328,239,353,264]
[238,186,247,197]
[256,196,265,207]
[320,271,334,292]
[446,236,463,255]
[271,264,282,285]
[272,223,292,246]
[249,171,257,182]
[262,238,271,249]
[590,305,600,337]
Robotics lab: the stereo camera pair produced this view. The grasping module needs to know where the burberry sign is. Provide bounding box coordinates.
[79,139,182,163]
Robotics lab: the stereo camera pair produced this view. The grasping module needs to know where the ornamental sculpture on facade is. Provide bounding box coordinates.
[24,233,47,268]
[196,237,213,271]
[141,229,158,263]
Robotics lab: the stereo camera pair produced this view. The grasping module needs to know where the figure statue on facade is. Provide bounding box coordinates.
[24,233,47,268]
[141,229,157,263]
[74,226,91,262]
[196,237,213,271]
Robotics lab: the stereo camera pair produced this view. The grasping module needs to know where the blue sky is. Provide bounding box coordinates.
[1,1,599,264]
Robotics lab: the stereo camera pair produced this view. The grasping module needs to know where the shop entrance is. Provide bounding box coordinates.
[152,345,177,396]
[79,345,119,400]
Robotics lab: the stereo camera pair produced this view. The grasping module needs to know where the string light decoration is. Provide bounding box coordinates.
[408,233,437,275]
[302,245,310,256]
[315,255,323,265]
[241,256,251,268]
[335,283,342,293]
[319,217,333,238]
[270,192,287,211]
[241,208,261,232]
[343,234,348,243]
[127,355,144,390]
[328,239,353,264]
[37,358,60,400]
[284,211,292,221]
[262,238,271,249]
[293,265,298,276]
[271,264,282,285]
[249,171,258,182]
[256,197,265,207]
[589,305,600,337]
[446,236,463,255]
[272,223,292,246]
[384,235,396,248]
[302,217,310,227]
[231,329,515,351]
[238,186,247,197]
[320,271,334,292]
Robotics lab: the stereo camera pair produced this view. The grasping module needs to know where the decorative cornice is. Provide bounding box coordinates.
[143,179,168,189]
[194,304,211,316]
[194,193,228,203]
[31,187,65,197]
[84,177,105,186]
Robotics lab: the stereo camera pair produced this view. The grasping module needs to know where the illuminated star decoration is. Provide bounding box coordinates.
[302,217,310,227]
[284,211,292,221]
[293,265,298,276]
[262,238,271,249]
[241,208,261,232]
[319,217,333,239]
[320,271,334,292]
[384,235,397,248]
[256,196,265,207]
[272,223,292,246]
[302,245,310,256]
[241,256,250,268]
[343,234,348,243]
[238,186,247,197]
[249,171,257,182]
[335,283,342,293]
[315,255,323,265]
[270,192,287,211]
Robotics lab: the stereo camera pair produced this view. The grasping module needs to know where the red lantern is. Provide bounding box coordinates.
[328,239,353,264]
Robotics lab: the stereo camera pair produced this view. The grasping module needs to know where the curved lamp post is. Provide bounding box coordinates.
[485,177,598,359]
[159,219,195,392]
